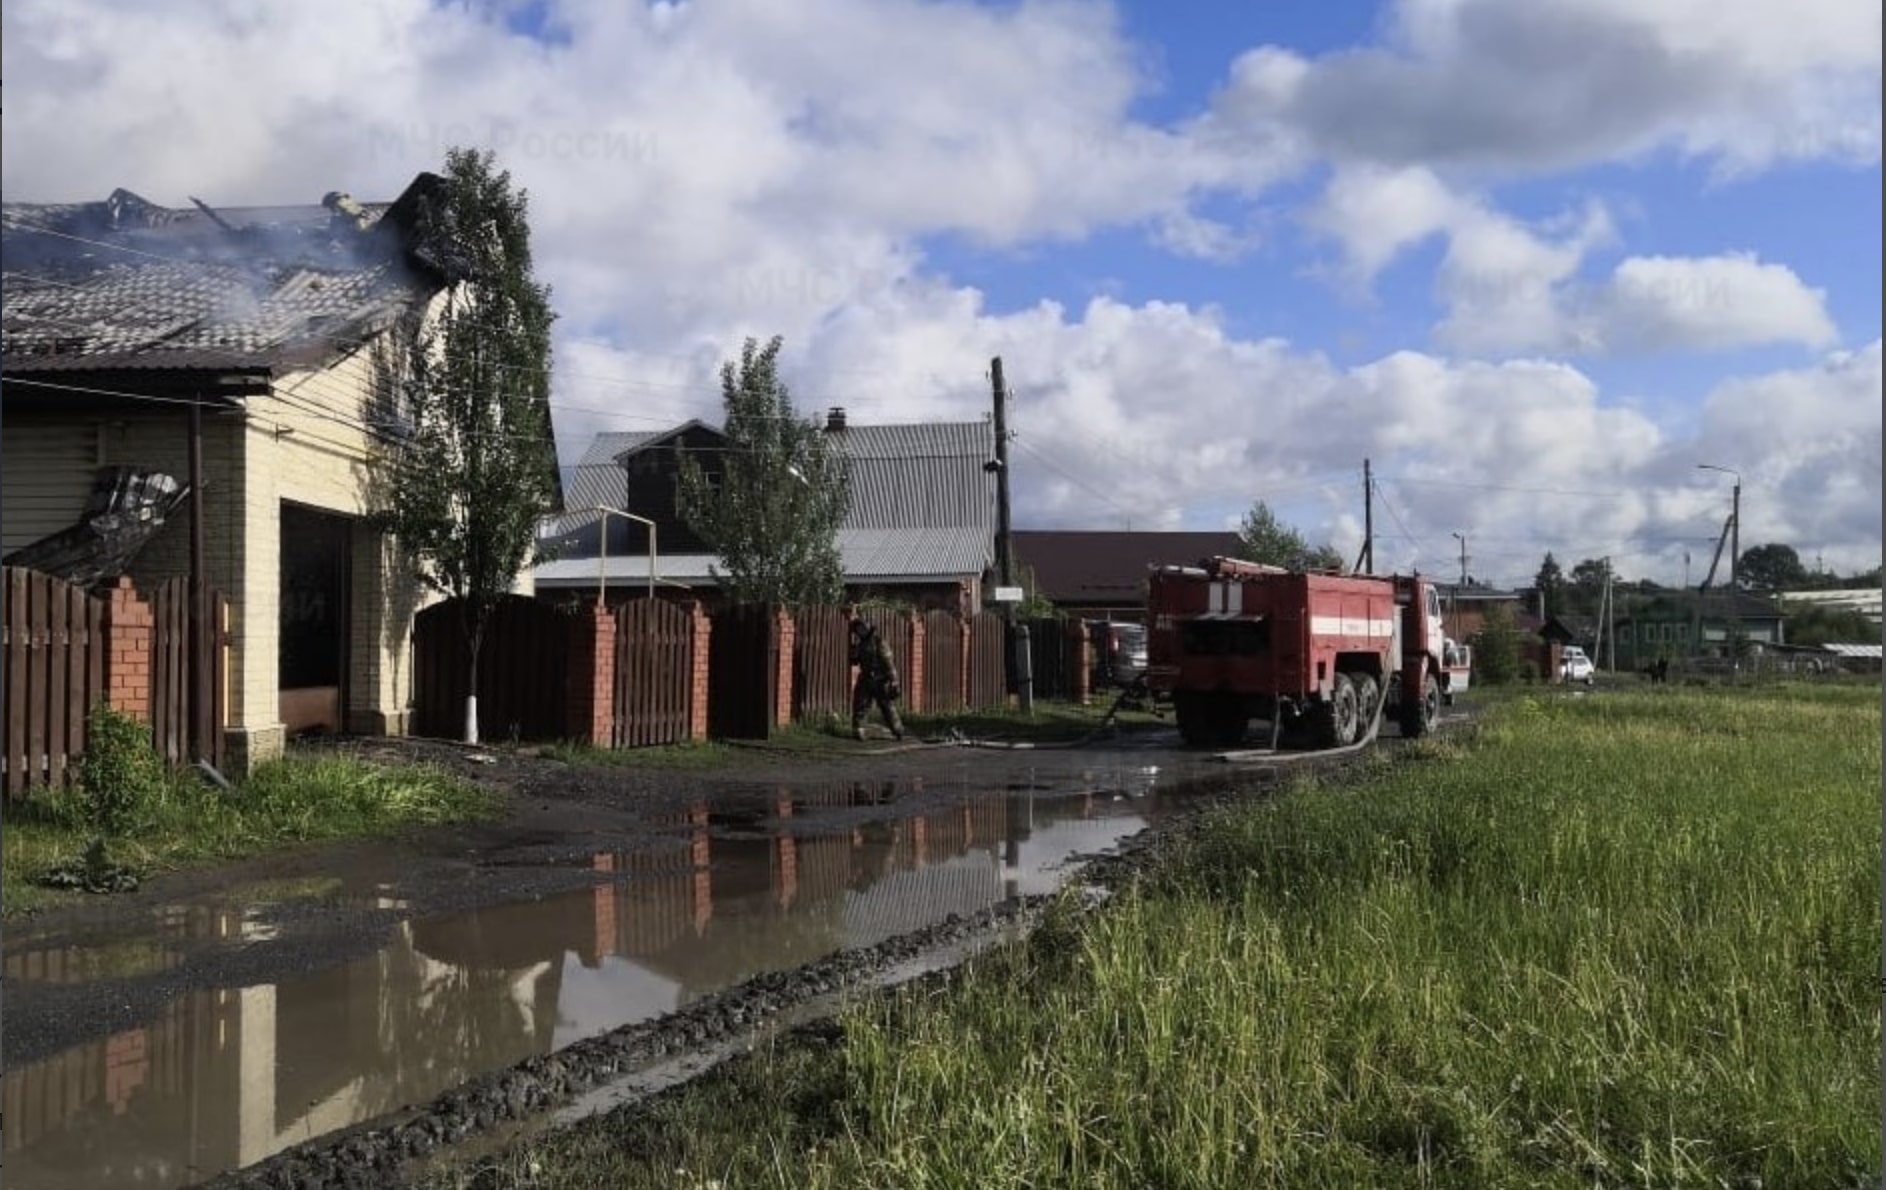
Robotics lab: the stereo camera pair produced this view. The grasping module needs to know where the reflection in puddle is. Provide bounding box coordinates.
[2,771,1183,1189]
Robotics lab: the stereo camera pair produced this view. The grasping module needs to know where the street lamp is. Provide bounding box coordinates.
[1697,464,1741,665]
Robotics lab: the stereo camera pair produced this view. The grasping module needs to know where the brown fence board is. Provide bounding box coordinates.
[614,599,692,748]
[791,606,850,722]
[2,568,113,797]
[26,573,49,790]
[966,611,1008,709]
[6,570,28,796]
[141,578,228,770]
[921,610,963,713]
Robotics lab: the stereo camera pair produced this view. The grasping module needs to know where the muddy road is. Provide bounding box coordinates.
[1,720,1448,1190]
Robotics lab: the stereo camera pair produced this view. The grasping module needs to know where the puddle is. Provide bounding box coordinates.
[1,767,1197,1189]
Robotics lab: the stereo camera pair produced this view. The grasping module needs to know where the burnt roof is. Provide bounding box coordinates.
[1013,530,1246,605]
[2,175,448,378]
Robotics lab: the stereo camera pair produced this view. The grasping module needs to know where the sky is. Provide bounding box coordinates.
[3,0,1880,587]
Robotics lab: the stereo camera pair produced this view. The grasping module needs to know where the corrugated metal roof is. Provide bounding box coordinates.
[578,431,656,466]
[534,525,990,587]
[833,422,995,531]
[2,180,440,376]
[1822,642,1883,658]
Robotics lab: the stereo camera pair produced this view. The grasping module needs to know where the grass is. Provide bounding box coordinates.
[2,755,496,918]
[425,680,1882,1190]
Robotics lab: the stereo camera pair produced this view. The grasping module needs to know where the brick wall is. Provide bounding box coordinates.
[687,602,712,742]
[906,614,927,714]
[104,578,153,721]
[564,605,617,746]
[774,607,796,730]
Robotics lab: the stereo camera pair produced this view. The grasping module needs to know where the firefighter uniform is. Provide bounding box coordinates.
[849,617,905,740]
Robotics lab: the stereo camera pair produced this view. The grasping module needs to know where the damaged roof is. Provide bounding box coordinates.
[1,176,448,377]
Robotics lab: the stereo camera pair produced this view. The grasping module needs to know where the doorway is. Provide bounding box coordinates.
[279,503,352,735]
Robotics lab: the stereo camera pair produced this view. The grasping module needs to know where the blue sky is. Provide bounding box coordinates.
[5,0,1880,584]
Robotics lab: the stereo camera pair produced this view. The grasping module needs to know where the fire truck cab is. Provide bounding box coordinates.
[1144,557,1447,749]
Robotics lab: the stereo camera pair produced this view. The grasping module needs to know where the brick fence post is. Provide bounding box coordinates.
[906,612,926,714]
[104,578,153,723]
[774,607,796,730]
[687,602,712,742]
[565,604,617,747]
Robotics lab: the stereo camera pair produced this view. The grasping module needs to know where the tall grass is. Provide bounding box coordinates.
[429,683,1882,1190]
[3,754,495,915]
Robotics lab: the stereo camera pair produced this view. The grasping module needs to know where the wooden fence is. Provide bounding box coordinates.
[412,595,570,742]
[147,577,229,769]
[966,611,1007,708]
[613,599,693,747]
[3,568,106,797]
[791,605,851,720]
[921,610,964,713]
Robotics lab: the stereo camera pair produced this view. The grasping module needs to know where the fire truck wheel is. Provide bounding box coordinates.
[1323,674,1361,748]
[1355,675,1381,726]
[1401,672,1441,738]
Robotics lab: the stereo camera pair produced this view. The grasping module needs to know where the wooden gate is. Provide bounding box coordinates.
[792,606,850,721]
[3,568,106,797]
[412,595,569,742]
[966,611,1008,709]
[921,610,964,713]
[147,578,229,769]
[708,604,777,739]
[613,599,693,748]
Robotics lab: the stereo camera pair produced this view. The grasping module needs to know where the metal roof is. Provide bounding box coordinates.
[535,525,991,588]
[1822,642,1883,658]
[828,422,996,531]
[2,179,443,377]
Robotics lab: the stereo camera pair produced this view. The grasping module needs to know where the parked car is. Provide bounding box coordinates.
[1560,645,1595,685]
[1087,620,1147,688]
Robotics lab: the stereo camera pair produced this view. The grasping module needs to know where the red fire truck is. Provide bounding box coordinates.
[1144,556,1449,749]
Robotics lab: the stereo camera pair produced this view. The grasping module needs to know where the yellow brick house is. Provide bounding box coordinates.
[1,175,521,773]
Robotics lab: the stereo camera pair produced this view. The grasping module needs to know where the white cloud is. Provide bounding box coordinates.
[1214,0,1882,176]
[2,0,1877,584]
[1306,168,1836,357]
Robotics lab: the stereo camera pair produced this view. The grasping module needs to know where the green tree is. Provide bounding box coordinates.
[1782,603,1878,647]
[1472,601,1525,685]
[1236,501,1343,572]
[1533,552,1565,616]
[1564,557,1611,616]
[1737,543,1809,592]
[677,336,849,605]
[371,147,559,744]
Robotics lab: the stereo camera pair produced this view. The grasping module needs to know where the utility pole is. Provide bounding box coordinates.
[189,397,210,766]
[990,357,1032,712]
[1450,531,1468,643]
[1603,557,1616,672]
[1360,459,1373,574]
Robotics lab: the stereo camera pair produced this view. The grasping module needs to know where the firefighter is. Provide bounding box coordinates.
[848,609,905,741]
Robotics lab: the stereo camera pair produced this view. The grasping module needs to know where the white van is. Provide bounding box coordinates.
[1560,646,1595,685]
